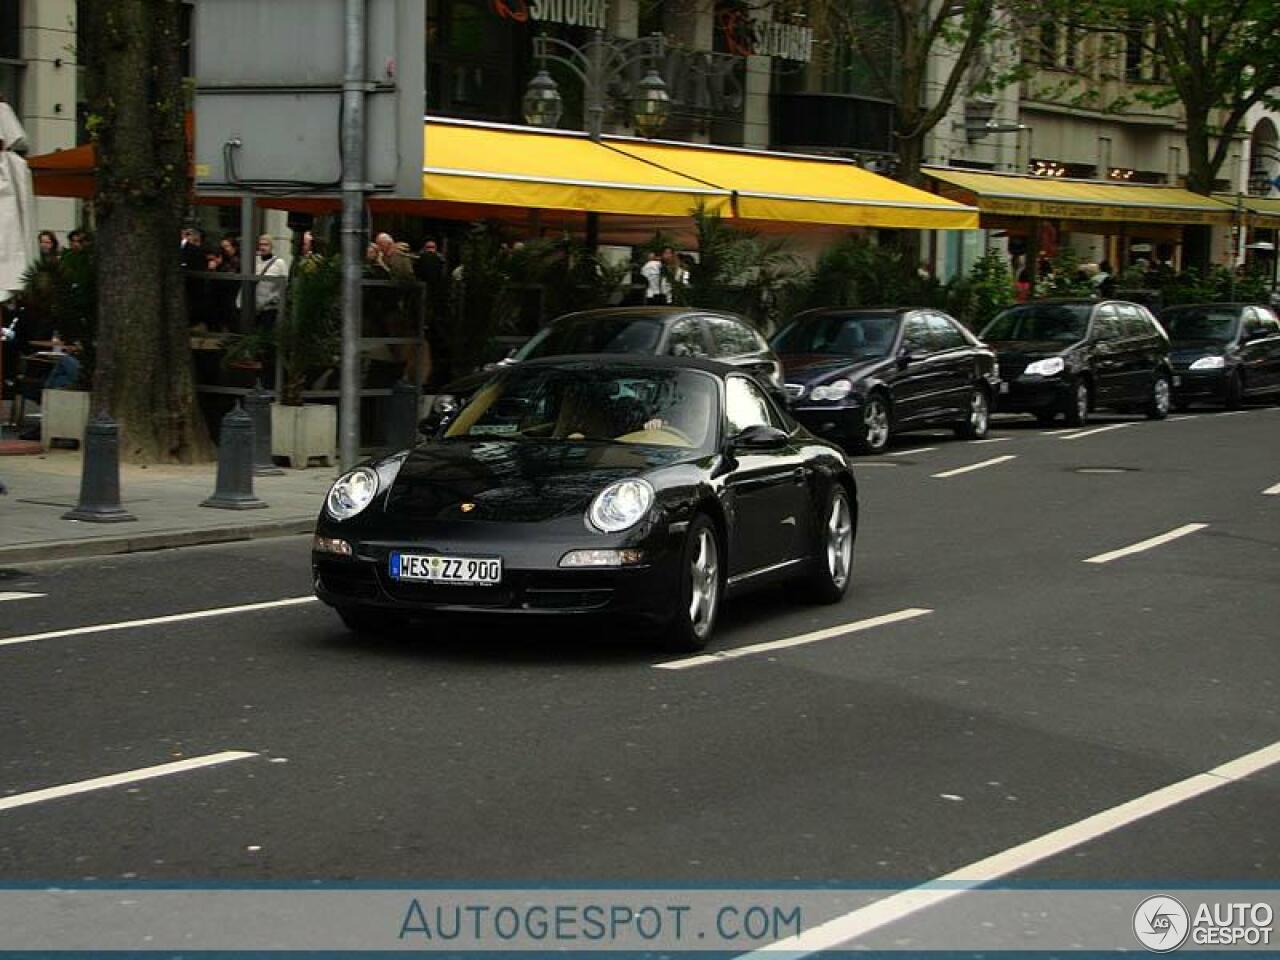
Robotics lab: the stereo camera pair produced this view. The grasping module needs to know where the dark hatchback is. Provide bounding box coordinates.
[435,307,785,414]
[772,307,999,454]
[1161,303,1280,409]
[314,356,857,651]
[981,299,1173,425]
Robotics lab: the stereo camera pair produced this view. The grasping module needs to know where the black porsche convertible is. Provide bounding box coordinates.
[313,356,858,650]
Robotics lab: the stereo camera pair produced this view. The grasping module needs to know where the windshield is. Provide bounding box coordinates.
[772,313,898,359]
[445,366,719,451]
[514,315,663,360]
[1162,307,1239,343]
[982,304,1091,343]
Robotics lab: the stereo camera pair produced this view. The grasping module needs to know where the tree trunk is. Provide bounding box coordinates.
[1180,107,1216,274]
[893,121,927,263]
[84,0,213,463]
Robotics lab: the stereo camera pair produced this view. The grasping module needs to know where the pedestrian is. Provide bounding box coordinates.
[67,229,88,254]
[179,226,205,273]
[236,234,288,331]
[37,230,60,266]
[641,250,670,305]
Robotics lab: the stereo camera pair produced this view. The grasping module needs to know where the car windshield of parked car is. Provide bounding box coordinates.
[1162,307,1239,343]
[445,366,719,451]
[772,313,898,358]
[514,315,663,360]
[982,304,1091,343]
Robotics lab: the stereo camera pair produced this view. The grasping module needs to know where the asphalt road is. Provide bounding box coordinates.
[1,404,1277,944]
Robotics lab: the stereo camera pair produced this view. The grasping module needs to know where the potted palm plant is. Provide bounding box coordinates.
[270,254,341,467]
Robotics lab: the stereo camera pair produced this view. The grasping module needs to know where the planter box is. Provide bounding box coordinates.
[40,388,91,449]
[271,403,337,469]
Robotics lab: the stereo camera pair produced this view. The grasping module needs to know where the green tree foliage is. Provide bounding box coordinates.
[278,254,342,406]
[782,235,943,318]
[945,249,1015,331]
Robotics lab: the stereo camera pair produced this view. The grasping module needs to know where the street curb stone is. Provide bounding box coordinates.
[0,518,316,566]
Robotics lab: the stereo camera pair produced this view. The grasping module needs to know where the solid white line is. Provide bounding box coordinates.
[931,455,1017,479]
[1264,481,1280,496]
[654,608,932,670]
[1059,423,1132,441]
[0,596,318,649]
[0,751,259,813]
[886,447,936,457]
[1168,415,1195,422]
[1083,523,1209,564]
[738,739,1280,958]
[970,437,1010,444]
[1216,410,1251,416]
[1041,428,1079,435]
[0,592,45,602]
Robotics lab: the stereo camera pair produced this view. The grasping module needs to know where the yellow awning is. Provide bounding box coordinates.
[1215,194,1280,229]
[422,119,732,219]
[927,168,1235,226]
[608,139,978,230]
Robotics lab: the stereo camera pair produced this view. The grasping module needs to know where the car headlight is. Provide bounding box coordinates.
[326,467,380,521]
[1189,355,1225,371]
[1024,357,1065,377]
[588,478,654,533]
[809,378,853,402]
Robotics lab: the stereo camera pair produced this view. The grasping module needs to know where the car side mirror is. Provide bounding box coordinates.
[897,346,923,369]
[730,424,789,451]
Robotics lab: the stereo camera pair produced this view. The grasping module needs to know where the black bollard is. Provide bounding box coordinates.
[244,381,284,476]
[63,412,136,523]
[387,379,420,452]
[201,403,268,510]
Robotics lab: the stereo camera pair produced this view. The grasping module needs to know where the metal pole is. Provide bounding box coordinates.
[586,32,605,141]
[340,0,367,468]
[239,195,255,333]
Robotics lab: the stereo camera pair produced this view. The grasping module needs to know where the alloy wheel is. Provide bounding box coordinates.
[1075,382,1089,422]
[864,398,890,451]
[1153,376,1170,416]
[687,527,720,638]
[969,390,989,436]
[826,493,853,591]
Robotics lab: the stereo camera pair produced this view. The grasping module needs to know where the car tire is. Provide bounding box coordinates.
[661,515,722,652]
[1146,371,1172,420]
[852,392,892,455]
[1063,378,1090,427]
[801,485,855,605]
[953,388,990,440]
[1224,370,1244,410]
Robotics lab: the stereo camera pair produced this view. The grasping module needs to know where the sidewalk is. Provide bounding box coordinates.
[0,447,335,564]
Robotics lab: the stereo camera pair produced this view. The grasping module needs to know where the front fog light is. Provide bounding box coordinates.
[313,536,352,556]
[559,549,645,567]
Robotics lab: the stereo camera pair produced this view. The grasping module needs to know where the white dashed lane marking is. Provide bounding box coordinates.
[0,592,45,603]
[0,752,259,813]
[931,455,1017,479]
[654,608,933,670]
[1083,523,1209,564]
[1059,423,1133,441]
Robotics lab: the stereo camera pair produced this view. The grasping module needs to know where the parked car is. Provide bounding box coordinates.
[314,356,857,651]
[771,307,1000,454]
[1160,303,1280,409]
[981,299,1173,426]
[431,307,784,425]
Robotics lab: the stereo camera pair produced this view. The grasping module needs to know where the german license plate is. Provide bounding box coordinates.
[999,381,1010,394]
[389,552,502,585]
[1173,376,1183,387]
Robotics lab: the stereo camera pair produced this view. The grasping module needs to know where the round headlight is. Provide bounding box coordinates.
[589,478,655,533]
[326,467,380,521]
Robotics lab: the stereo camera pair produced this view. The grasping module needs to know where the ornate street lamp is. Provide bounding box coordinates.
[524,31,670,141]
[522,69,564,130]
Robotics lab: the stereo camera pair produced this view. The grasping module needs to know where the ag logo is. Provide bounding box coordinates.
[1134,895,1190,952]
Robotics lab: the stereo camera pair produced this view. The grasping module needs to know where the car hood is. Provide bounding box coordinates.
[985,339,1075,362]
[382,439,691,523]
[1170,340,1226,362]
[778,354,883,385]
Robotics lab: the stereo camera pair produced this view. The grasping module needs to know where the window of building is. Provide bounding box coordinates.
[1064,23,1079,71]
[1039,20,1059,69]
[1123,23,1144,81]
[426,0,525,123]
[0,0,19,113]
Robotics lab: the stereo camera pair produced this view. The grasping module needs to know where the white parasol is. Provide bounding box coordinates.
[0,101,37,302]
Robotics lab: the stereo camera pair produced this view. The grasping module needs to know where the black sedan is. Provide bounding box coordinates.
[433,307,785,422]
[772,308,999,454]
[982,299,1173,425]
[314,356,857,651]
[1162,303,1280,409]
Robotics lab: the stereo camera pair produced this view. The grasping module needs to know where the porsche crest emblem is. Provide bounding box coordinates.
[460,502,476,513]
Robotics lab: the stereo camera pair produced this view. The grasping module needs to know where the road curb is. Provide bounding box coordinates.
[0,518,316,566]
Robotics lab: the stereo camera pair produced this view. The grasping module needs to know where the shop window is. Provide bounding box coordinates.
[0,0,18,60]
